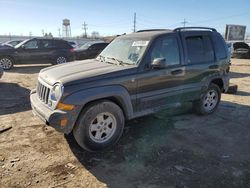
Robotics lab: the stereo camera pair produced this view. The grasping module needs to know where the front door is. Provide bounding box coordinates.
[136,33,186,112]
[17,39,44,64]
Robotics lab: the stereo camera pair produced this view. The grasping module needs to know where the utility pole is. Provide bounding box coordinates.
[181,19,188,28]
[41,29,45,36]
[58,28,61,38]
[82,22,88,38]
[133,12,136,32]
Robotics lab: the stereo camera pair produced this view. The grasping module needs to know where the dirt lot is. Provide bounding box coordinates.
[0,59,250,188]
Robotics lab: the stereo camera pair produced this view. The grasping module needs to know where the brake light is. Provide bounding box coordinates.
[69,48,75,53]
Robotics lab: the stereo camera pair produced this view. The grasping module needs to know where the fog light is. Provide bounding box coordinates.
[60,118,68,127]
[57,103,75,111]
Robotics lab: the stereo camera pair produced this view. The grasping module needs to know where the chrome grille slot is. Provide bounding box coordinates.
[37,81,51,104]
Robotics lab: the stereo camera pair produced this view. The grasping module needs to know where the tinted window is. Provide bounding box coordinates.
[23,40,38,49]
[55,40,71,49]
[186,35,214,64]
[40,40,54,49]
[150,36,180,66]
[213,34,228,59]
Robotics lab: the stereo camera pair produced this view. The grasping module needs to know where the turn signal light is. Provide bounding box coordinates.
[57,103,75,111]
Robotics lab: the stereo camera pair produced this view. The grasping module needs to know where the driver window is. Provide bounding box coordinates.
[24,40,38,49]
[150,37,180,66]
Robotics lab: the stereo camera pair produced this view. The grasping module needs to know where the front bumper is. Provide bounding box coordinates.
[30,90,80,134]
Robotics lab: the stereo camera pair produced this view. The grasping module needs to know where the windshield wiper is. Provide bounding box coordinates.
[106,57,131,66]
[97,55,106,63]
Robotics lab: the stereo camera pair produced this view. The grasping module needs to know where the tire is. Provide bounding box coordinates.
[73,100,125,152]
[0,56,14,70]
[193,83,221,115]
[54,56,67,65]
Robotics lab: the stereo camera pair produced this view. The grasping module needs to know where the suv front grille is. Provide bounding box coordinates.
[37,81,50,104]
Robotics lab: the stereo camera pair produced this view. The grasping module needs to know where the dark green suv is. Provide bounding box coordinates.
[30,27,230,151]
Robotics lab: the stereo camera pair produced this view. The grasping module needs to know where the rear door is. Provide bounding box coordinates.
[180,31,216,101]
[136,33,186,111]
[39,39,56,63]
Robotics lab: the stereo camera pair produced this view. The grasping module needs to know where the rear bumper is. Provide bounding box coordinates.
[30,90,81,134]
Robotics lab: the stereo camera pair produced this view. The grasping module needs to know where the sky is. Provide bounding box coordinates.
[0,0,250,37]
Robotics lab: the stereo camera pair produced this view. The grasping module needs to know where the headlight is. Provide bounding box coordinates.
[48,83,64,109]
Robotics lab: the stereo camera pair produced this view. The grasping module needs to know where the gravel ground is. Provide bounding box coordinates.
[0,59,250,188]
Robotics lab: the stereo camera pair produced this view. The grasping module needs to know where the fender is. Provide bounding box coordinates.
[202,73,230,93]
[62,85,134,119]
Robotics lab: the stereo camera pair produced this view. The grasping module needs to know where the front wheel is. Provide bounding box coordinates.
[193,83,221,115]
[73,101,125,152]
[0,56,14,70]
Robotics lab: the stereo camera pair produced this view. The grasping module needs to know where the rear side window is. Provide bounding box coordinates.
[213,34,228,60]
[40,40,54,49]
[185,35,214,64]
[55,40,72,49]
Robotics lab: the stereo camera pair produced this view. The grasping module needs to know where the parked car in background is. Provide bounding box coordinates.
[0,38,74,70]
[0,64,3,78]
[231,42,250,59]
[74,41,109,60]
[68,41,78,49]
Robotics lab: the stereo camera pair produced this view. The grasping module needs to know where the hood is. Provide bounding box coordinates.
[39,59,134,86]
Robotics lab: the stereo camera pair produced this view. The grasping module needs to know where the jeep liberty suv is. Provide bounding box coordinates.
[30,27,230,151]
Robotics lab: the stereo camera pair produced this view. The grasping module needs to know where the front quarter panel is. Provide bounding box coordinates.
[62,85,134,119]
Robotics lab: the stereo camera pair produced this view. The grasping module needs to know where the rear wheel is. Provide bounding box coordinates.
[54,56,67,64]
[0,56,13,70]
[73,101,124,152]
[193,83,221,115]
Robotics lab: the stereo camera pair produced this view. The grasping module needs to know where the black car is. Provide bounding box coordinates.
[74,41,109,60]
[0,38,74,70]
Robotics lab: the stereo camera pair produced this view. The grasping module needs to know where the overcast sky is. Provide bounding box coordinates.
[1,0,250,37]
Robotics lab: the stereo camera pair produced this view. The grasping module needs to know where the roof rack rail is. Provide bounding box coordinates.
[136,29,171,33]
[173,27,217,32]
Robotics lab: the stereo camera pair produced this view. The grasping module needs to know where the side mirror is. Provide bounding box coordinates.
[21,45,26,49]
[151,58,167,69]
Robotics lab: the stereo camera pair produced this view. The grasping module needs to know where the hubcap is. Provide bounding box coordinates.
[56,57,66,64]
[89,112,117,143]
[0,58,12,69]
[203,89,218,111]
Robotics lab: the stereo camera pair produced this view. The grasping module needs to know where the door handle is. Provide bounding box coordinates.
[171,69,183,75]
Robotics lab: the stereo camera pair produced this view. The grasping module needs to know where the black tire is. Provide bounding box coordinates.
[73,100,125,152]
[193,83,221,115]
[0,56,14,70]
[53,56,67,65]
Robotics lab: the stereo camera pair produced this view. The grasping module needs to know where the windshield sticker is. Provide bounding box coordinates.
[132,41,149,47]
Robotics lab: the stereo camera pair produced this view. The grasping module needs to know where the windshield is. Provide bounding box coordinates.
[99,37,149,65]
[79,42,93,50]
